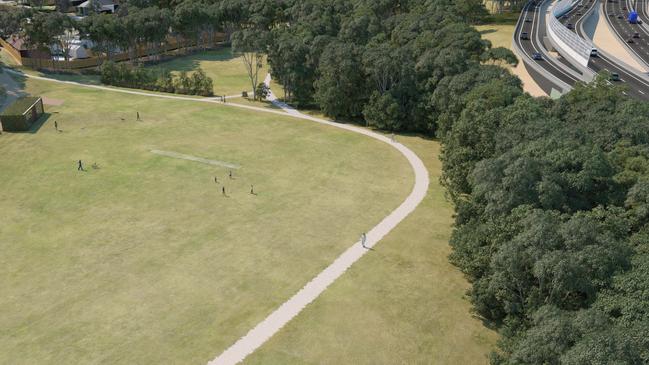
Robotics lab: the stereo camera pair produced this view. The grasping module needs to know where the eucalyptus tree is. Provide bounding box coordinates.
[80,13,124,62]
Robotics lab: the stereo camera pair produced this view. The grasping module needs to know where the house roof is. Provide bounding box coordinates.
[5,35,26,50]
[78,0,115,8]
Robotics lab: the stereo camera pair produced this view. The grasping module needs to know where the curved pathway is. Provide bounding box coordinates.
[3,67,430,365]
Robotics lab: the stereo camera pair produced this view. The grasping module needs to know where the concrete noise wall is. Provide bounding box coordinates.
[547,0,594,67]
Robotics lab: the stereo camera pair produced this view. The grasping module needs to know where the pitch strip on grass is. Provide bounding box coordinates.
[150,149,241,169]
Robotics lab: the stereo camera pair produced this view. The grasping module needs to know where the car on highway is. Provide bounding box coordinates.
[532,52,543,60]
[627,38,635,43]
[520,32,529,40]
[590,49,599,57]
[567,23,574,29]
[610,72,621,81]
[633,32,640,38]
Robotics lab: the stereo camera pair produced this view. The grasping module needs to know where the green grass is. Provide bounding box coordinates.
[476,24,516,50]
[148,47,273,97]
[4,46,285,101]
[245,135,498,364]
[0,77,413,364]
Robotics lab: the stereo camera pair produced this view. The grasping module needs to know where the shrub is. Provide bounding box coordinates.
[255,82,269,100]
[100,62,213,96]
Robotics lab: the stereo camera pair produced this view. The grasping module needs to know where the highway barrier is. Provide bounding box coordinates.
[511,1,572,94]
[547,0,595,68]
[553,0,578,17]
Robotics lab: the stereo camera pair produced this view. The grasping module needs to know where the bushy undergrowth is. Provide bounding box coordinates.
[100,61,213,96]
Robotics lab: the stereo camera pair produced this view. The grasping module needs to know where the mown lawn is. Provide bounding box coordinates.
[475,24,516,50]
[245,134,498,364]
[148,47,277,97]
[0,76,412,364]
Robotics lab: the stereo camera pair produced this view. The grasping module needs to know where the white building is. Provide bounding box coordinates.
[76,0,118,16]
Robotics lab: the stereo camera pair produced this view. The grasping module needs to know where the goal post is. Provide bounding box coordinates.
[0,97,45,132]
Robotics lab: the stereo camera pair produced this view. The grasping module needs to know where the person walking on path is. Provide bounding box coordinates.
[229,170,233,179]
[77,160,84,171]
[391,133,396,143]
[361,233,367,248]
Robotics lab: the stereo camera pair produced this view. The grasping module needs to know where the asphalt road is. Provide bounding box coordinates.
[514,0,582,93]
[604,0,649,67]
[559,0,649,99]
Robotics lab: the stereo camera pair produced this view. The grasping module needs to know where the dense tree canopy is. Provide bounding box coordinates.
[446,77,649,363]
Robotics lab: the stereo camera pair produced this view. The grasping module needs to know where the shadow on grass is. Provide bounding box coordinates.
[478,29,498,35]
[27,112,52,134]
[150,47,238,72]
[275,99,437,142]
[5,69,27,90]
[36,70,102,85]
[472,313,500,331]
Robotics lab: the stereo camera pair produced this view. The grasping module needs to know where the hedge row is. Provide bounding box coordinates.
[100,61,214,97]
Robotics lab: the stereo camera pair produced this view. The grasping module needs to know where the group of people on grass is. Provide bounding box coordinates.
[214,170,255,197]
[75,111,375,249]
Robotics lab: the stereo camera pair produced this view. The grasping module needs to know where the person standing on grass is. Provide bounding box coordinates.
[222,186,226,196]
[77,160,84,171]
[214,176,218,184]
[136,112,140,121]
[229,170,233,179]
[250,185,254,195]
[54,121,58,131]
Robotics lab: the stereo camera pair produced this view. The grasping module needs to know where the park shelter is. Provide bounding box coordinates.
[0,97,44,132]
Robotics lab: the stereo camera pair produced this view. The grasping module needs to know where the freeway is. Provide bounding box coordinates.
[514,0,582,94]
[603,0,649,68]
[558,0,649,99]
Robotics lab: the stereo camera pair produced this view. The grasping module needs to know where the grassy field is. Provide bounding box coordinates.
[475,24,516,50]
[475,23,548,97]
[0,76,413,364]
[148,47,279,97]
[245,135,498,364]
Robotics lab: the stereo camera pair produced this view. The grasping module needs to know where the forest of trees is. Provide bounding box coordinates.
[2,0,648,363]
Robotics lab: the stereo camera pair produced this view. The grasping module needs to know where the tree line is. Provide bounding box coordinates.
[443,73,649,363]
[100,61,213,96]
